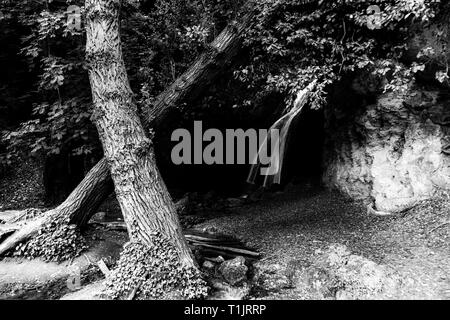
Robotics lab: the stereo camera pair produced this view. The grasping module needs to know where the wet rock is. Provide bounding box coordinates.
[218,256,248,286]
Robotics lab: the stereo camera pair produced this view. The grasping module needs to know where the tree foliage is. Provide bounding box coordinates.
[233,0,445,113]
[0,0,448,169]
[0,0,241,166]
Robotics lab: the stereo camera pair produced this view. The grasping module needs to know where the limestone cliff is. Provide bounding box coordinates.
[323,89,450,213]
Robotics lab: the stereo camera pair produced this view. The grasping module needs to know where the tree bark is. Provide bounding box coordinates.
[85,0,194,267]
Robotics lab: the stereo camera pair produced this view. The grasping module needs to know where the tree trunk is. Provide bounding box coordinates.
[85,0,194,267]
[0,1,254,255]
[56,1,255,225]
[0,159,112,255]
[143,6,255,128]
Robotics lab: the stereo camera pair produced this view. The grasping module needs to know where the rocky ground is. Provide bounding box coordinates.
[194,184,450,300]
[0,183,449,300]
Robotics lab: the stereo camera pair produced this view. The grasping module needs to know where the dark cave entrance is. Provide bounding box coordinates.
[157,105,326,198]
[282,107,325,187]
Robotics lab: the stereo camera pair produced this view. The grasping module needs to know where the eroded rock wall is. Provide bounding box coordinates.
[323,89,450,213]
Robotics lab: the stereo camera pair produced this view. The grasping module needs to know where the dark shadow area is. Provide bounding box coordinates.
[156,99,325,197]
[283,107,324,187]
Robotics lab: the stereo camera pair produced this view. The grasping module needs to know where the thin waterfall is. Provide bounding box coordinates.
[247,81,316,187]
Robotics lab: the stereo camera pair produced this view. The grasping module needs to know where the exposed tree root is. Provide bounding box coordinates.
[0,159,112,258]
[0,210,27,224]
[0,208,44,224]
[0,223,20,241]
[0,215,47,256]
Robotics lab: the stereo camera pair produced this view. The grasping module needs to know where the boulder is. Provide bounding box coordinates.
[252,262,293,292]
[293,244,402,300]
[218,256,248,286]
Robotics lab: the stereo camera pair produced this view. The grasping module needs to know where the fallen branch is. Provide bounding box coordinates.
[184,233,245,247]
[188,242,260,258]
[91,221,260,259]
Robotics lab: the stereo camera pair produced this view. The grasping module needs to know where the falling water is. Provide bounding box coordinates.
[247,81,316,187]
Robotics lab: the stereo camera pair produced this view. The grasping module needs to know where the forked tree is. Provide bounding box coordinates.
[0,1,256,254]
[84,0,194,266]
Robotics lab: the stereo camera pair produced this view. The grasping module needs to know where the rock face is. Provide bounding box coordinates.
[323,89,450,213]
[218,256,248,286]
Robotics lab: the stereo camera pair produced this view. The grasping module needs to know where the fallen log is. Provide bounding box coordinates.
[89,221,261,259]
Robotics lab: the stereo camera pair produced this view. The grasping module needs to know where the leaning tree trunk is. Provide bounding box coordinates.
[70,1,254,224]
[0,158,113,254]
[0,2,256,255]
[85,0,194,267]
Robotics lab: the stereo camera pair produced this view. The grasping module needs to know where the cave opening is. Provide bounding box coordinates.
[282,107,325,188]
[157,104,326,198]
